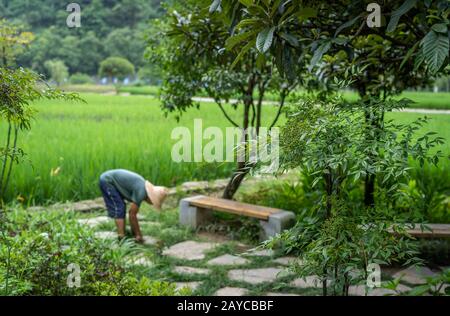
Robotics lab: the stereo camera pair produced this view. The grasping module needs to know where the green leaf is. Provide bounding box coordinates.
[334,15,362,38]
[421,30,449,74]
[400,41,419,70]
[297,7,318,20]
[231,39,256,69]
[407,285,430,296]
[414,50,425,71]
[309,40,331,70]
[256,26,276,53]
[238,0,253,7]
[279,32,299,47]
[226,30,258,50]
[387,0,417,33]
[209,0,222,13]
[431,23,448,34]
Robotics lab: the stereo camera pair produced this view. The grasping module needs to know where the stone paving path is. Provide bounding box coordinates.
[78,215,447,296]
[228,268,285,285]
[215,287,248,296]
[207,254,250,266]
[162,241,218,261]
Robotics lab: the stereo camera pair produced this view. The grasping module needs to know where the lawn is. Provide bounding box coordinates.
[5,93,450,206]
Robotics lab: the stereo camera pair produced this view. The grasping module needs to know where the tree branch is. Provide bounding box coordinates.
[269,90,287,130]
[216,101,240,127]
[3,125,18,196]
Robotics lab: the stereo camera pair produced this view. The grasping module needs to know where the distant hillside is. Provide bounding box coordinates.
[0,0,164,76]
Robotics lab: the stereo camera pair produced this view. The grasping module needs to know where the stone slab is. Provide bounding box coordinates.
[228,268,284,285]
[348,284,411,296]
[290,276,326,288]
[162,241,217,260]
[273,257,300,266]
[77,216,110,227]
[392,266,437,285]
[207,254,250,266]
[174,266,210,275]
[215,287,248,296]
[265,292,301,296]
[141,236,160,246]
[244,248,274,257]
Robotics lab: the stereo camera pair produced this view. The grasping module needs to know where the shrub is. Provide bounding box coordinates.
[260,91,444,296]
[99,57,135,81]
[0,208,177,296]
[44,59,69,86]
[69,73,94,85]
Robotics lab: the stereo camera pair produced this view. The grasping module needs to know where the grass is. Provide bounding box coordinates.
[342,91,450,110]
[5,93,278,205]
[4,93,450,206]
[118,85,160,96]
[109,84,450,110]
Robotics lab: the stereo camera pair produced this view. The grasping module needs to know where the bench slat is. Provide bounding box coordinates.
[189,196,282,220]
[387,224,450,238]
[405,224,450,238]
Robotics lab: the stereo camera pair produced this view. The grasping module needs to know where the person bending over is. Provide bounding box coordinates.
[99,169,168,242]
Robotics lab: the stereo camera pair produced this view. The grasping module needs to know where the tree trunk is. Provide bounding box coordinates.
[358,84,378,209]
[222,161,248,200]
[223,87,253,199]
[364,173,375,208]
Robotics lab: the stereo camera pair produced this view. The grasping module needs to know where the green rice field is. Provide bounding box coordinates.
[5,93,450,205]
[77,84,450,110]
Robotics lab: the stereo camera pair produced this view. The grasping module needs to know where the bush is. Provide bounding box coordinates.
[44,59,69,86]
[99,57,135,81]
[0,208,177,296]
[70,73,94,85]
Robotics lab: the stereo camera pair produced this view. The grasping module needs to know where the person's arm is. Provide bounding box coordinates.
[128,202,143,242]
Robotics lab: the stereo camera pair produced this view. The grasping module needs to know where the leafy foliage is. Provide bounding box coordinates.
[1,0,163,75]
[44,59,69,86]
[0,67,81,203]
[146,0,299,198]
[0,18,34,67]
[259,92,444,296]
[0,208,177,295]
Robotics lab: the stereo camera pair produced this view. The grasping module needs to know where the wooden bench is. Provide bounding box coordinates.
[389,224,450,238]
[179,195,296,240]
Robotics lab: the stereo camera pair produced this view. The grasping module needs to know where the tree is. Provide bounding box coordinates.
[44,59,69,86]
[2,0,163,75]
[211,0,450,207]
[146,0,300,199]
[98,56,135,82]
[77,32,106,75]
[105,28,146,68]
[0,19,81,204]
[0,19,34,67]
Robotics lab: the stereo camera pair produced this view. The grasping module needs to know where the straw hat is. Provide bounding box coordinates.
[145,181,168,211]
